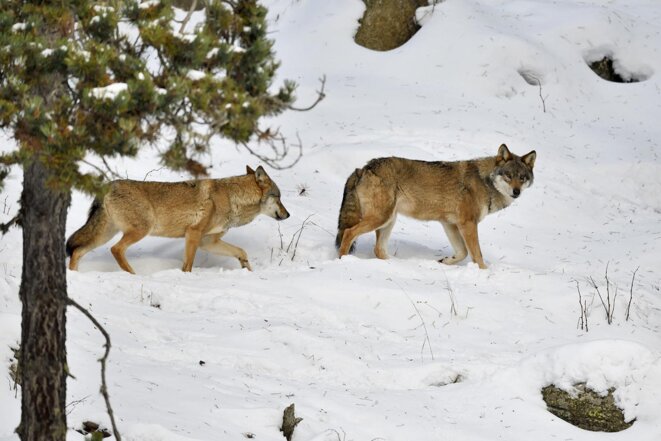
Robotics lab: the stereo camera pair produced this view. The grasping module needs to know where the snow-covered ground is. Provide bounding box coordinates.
[2,0,661,440]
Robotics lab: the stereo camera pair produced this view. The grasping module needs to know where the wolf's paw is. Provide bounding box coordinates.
[439,256,460,265]
[239,259,253,271]
[374,248,389,260]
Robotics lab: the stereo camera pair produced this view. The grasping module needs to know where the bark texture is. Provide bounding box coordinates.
[17,159,71,441]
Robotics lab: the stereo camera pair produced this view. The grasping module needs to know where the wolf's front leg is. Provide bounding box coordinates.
[456,221,487,269]
[182,228,203,272]
[200,234,252,271]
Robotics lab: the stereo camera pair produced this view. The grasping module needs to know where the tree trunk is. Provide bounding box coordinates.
[17,159,71,441]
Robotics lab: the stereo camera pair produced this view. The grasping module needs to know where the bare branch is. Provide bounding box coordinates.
[178,0,199,33]
[100,155,124,179]
[288,75,326,112]
[588,276,611,324]
[68,298,122,441]
[240,132,303,170]
[289,214,313,262]
[576,281,588,331]
[143,166,166,181]
[80,158,123,181]
[0,212,21,235]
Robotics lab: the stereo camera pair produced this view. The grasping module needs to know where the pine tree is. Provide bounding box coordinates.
[0,1,310,439]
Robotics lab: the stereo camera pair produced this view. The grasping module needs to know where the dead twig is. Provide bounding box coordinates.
[444,275,458,317]
[81,158,123,181]
[68,298,122,441]
[392,280,434,361]
[241,132,303,170]
[535,77,547,113]
[279,214,313,264]
[143,166,166,181]
[288,75,326,112]
[576,281,589,332]
[626,267,639,321]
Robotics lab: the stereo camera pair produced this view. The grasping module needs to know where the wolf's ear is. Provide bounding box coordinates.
[254,165,269,184]
[246,165,255,175]
[496,144,512,163]
[522,150,536,169]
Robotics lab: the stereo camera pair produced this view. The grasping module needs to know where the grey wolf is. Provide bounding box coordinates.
[67,166,290,273]
[336,144,536,269]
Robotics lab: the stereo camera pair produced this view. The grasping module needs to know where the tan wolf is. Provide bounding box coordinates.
[66,166,290,273]
[336,144,536,269]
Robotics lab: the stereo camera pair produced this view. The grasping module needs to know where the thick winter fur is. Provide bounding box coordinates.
[335,168,363,252]
[67,166,290,273]
[336,144,536,269]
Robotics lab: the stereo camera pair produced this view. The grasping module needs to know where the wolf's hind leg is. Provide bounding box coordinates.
[456,221,487,269]
[339,212,392,258]
[374,215,397,259]
[439,222,468,265]
[110,229,148,274]
[69,226,118,271]
[200,234,252,271]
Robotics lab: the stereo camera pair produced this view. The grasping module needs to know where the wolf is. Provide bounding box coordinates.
[66,165,290,273]
[336,144,536,269]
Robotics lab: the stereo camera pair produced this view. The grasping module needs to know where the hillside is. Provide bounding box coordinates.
[1,1,661,440]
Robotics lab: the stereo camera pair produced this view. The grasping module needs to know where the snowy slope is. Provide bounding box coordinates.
[2,0,661,440]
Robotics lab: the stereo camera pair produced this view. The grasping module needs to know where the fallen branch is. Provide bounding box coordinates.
[68,298,122,441]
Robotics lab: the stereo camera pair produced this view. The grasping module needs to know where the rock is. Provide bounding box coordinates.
[542,383,634,432]
[354,0,429,51]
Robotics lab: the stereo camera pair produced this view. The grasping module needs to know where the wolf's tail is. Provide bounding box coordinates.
[66,198,107,257]
[335,168,363,253]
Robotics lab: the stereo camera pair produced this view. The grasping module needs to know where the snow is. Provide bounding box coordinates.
[172,30,197,44]
[2,0,661,440]
[89,83,129,101]
[139,0,161,10]
[93,5,114,14]
[10,23,26,32]
[186,70,206,81]
[206,47,219,59]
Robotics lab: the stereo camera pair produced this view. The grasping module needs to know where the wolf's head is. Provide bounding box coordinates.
[491,144,536,199]
[247,165,290,221]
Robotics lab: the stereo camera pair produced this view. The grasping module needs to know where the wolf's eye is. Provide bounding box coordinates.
[503,173,511,181]
[520,175,527,182]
